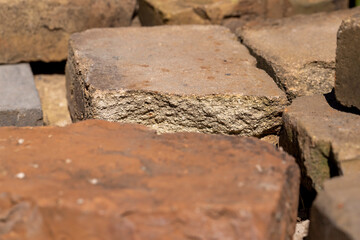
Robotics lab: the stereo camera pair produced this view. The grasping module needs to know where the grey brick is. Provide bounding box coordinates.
[0,64,43,126]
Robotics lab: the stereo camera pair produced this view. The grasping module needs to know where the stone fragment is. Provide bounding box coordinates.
[238,8,360,100]
[34,75,71,127]
[293,220,310,240]
[0,64,43,126]
[0,0,136,63]
[0,120,300,240]
[279,94,360,193]
[138,0,348,27]
[261,135,279,146]
[335,14,360,111]
[66,25,288,136]
[308,174,360,240]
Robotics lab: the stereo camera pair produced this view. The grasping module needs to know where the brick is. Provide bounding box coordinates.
[279,94,360,193]
[335,14,360,111]
[308,174,360,240]
[138,0,265,26]
[0,64,43,126]
[66,25,288,136]
[138,0,348,27]
[284,0,348,16]
[238,8,360,100]
[0,0,136,63]
[0,120,300,240]
[34,75,71,127]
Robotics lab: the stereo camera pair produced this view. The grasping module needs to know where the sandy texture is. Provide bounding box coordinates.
[66,25,288,136]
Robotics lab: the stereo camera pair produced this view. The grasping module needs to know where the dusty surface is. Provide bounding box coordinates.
[335,14,360,111]
[0,120,300,240]
[308,174,360,240]
[67,25,288,136]
[280,94,360,194]
[138,0,348,27]
[0,64,43,127]
[0,0,136,63]
[34,75,71,127]
[238,7,360,100]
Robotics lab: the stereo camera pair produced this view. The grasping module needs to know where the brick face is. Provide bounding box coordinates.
[0,120,300,240]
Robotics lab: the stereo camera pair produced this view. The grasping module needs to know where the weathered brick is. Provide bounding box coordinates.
[238,8,360,100]
[0,0,136,63]
[335,14,360,111]
[279,94,360,193]
[66,25,288,136]
[0,120,300,240]
[138,0,348,27]
[0,64,43,126]
[308,174,360,240]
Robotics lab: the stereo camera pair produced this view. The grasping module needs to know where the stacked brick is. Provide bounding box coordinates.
[1,0,360,239]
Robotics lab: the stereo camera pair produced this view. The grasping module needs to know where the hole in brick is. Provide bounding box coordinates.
[30,61,66,75]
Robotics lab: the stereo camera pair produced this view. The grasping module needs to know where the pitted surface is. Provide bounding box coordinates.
[67,25,288,136]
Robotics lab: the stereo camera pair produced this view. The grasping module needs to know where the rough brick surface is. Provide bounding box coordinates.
[0,120,300,240]
[0,64,43,126]
[34,75,71,127]
[335,14,360,111]
[66,25,288,136]
[238,8,360,100]
[308,174,360,240]
[279,94,360,193]
[0,0,136,63]
[138,0,348,27]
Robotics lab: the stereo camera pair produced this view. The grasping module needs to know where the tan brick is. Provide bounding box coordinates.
[66,25,288,136]
[34,75,71,127]
[138,0,348,27]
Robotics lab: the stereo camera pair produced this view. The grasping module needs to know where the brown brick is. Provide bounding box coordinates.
[0,120,300,240]
[280,94,360,193]
[238,8,360,99]
[0,0,136,63]
[308,174,360,240]
[335,14,360,111]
